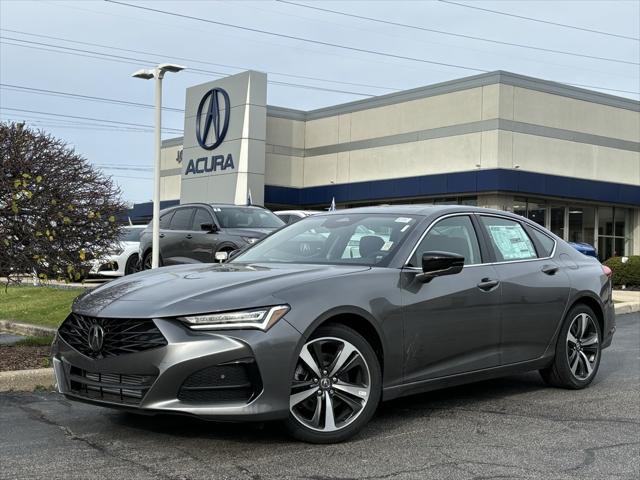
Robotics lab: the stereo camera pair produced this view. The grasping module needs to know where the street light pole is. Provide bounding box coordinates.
[151,68,163,269]
[132,63,185,269]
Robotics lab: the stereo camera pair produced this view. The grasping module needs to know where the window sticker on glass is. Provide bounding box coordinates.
[400,224,410,232]
[381,241,394,251]
[395,217,412,223]
[488,225,537,260]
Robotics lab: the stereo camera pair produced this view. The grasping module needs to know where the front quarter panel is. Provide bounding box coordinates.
[274,268,404,390]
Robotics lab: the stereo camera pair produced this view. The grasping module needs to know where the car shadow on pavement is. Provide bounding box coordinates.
[106,371,549,443]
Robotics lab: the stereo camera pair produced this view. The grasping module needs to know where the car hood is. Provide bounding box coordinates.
[73,263,369,318]
[224,227,278,238]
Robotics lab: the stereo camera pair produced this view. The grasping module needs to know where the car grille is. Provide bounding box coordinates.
[177,361,262,404]
[68,366,156,405]
[58,314,167,358]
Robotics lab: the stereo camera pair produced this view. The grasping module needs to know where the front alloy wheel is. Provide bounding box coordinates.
[286,325,381,443]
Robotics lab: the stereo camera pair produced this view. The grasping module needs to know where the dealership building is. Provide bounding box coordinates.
[150,70,639,259]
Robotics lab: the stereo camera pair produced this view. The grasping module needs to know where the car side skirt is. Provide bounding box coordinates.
[382,354,554,402]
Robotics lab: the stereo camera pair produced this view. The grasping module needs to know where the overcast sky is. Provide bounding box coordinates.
[1,0,638,204]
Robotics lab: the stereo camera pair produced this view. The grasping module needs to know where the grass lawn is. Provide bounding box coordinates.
[0,285,85,328]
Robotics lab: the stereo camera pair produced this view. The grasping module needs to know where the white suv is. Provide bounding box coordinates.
[90,226,145,277]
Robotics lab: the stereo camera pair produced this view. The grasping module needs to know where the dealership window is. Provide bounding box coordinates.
[549,206,566,239]
[568,206,596,244]
[512,197,545,227]
[598,207,629,260]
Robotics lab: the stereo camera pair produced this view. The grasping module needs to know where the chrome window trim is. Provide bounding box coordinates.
[403,211,557,268]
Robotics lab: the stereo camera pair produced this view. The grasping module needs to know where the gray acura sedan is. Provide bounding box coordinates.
[52,205,615,443]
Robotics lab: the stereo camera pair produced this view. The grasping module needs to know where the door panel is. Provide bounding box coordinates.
[165,207,194,265]
[476,215,571,364]
[490,261,570,364]
[401,214,501,383]
[190,208,217,263]
[401,266,502,382]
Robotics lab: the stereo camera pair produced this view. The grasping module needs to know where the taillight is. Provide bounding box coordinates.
[602,265,613,278]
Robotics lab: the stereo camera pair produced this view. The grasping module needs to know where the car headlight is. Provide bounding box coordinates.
[241,237,260,245]
[178,305,289,331]
[112,247,124,256]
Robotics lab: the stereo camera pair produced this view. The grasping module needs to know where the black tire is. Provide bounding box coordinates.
[124,254,139,275]
[539,304,602,389]
[142,250,162,270]
[285,323,382,444]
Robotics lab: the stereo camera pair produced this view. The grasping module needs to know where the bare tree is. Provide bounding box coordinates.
[0,122,126,285]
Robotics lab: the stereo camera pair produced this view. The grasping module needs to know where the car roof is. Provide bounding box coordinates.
[160,203,268,213]
[322,204,505,216]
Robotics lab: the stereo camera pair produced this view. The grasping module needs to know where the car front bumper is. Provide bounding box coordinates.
[52,316,301,421]
[89,254,126,277]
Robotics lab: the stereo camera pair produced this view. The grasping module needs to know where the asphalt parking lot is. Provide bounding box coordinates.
[1,313,638,480]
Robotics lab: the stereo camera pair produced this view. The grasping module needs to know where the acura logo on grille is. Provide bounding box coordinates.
[88,324,104,352]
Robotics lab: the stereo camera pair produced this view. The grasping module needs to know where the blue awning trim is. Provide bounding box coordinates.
[265,169,640,207]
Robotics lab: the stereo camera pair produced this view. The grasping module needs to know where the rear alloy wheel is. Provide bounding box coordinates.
[142,251,161,270]
[286,324,381,443]
[124,254,139,275]
[540,305,601,389]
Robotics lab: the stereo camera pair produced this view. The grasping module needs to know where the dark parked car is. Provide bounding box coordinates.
[53,205,615,443]
[138,203,284,269]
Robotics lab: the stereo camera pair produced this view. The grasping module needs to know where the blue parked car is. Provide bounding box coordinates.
[569,242,597,258]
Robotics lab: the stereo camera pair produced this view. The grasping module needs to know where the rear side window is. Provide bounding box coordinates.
[479,216,537,261]
[159,212,174,229]
[529,228,555,257]
[410,215,481,266]
[170,208,194,231]
[192,208,213,230]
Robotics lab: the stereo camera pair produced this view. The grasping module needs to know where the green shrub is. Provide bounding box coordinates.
[604,256,640,287]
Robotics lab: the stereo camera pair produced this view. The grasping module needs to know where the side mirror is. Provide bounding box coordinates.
[201,223,218,233]
[416,251,464,283]
[214,251,228,263]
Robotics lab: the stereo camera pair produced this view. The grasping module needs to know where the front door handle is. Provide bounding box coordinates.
[477,278,500,291]
[159,233,165,238]
[185,234,193,240]
[541,264,559,275]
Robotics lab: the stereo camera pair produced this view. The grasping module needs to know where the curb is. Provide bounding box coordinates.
[0,368,55,392]
[0,320,56,337]
[615,302,639,316]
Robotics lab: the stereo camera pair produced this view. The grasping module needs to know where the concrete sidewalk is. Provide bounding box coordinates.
[613,289,640,315]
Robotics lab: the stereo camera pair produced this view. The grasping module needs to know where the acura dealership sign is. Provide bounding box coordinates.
[195,87,230,150]
[186,87,234,175]
[180,70,267,205]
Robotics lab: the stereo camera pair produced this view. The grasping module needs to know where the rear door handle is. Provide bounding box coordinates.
[477,278,500,291]
[185,234,193,240]
[541,264,559,275]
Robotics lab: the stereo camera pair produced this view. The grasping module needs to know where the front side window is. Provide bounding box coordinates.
[479,216,537,261]
[192,208,213,231]
[409,215,481,266]
[215,207,284,229]
[232,214,419,266]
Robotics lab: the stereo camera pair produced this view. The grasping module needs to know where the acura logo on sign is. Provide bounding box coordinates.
[87,324,104,353]
[196,87,230,150]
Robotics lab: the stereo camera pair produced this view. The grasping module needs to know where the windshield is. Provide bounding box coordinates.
[232,213,420,266]
[119,227,144,242]
[215,207,284,229]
